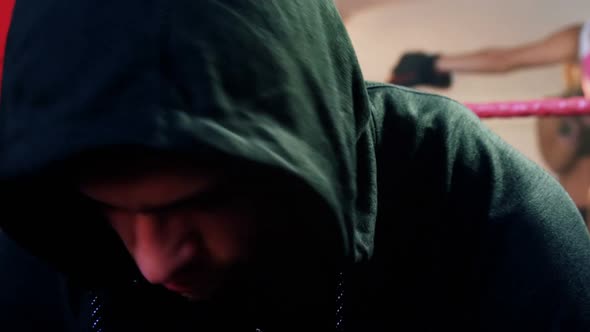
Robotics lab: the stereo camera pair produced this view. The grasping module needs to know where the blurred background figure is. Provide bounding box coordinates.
[389,22,590,96]
[388,20,590,226]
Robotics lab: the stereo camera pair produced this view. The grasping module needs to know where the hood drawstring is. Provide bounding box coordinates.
[336,271,345,331]
[90,293,104,332]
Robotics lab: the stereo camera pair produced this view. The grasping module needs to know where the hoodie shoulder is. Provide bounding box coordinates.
[364,82,478,152]
[364,82,590,328]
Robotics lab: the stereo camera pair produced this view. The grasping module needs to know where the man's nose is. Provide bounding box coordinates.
[132,213,179,285]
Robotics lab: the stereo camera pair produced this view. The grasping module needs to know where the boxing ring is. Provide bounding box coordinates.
[465,97,590,118]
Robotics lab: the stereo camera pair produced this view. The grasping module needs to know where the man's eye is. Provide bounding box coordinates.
[175,194,223,212]
[100,205,129,221]
[163,190,233,215]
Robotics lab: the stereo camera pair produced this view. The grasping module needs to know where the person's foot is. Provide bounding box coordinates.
[388,52,452,88]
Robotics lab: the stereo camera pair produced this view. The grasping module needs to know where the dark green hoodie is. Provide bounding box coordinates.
[1,0,589,331]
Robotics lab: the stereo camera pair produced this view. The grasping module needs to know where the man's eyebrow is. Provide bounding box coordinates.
[145,188,224,213]
[80,181,229,213]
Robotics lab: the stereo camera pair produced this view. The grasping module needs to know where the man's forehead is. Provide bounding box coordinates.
[78,169,221,212]
[70,147,223,207]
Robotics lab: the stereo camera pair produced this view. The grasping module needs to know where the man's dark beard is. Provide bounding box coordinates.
[105,262,258,331]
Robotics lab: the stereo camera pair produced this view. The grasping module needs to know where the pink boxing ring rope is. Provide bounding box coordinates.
[465,97,590,118]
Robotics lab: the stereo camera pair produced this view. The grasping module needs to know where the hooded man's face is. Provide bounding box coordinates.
[78,155,260,301]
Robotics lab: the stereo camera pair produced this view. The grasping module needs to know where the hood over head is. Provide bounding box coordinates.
[0,0,377,288]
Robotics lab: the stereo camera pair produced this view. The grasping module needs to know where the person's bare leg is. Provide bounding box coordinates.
[436,25,581,74]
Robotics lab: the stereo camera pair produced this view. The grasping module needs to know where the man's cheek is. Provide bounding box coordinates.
[200,214,257,264]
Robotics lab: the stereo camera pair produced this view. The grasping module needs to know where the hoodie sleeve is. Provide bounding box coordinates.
[0,232,77,331]
[441,96,590,330]
[368,83,590,330]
